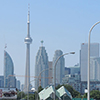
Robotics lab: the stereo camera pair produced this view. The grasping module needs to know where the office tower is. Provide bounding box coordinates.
[90,57,100,81]
[21,84,24,91]
[35,41,49,89]
[48,61,53,85]
[53,50,65,85]
[65,67,70,75]
[0,76,4,87]
[24,7,32,93]
[80,43,99,81]
[4,50,14,88]
[69,65,80,75]
[16,80,21,90]
[8,76,16,88]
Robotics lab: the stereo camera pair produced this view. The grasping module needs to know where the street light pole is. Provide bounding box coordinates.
[22,79,36,100]
[54,52,75,100]
[37,67,52,100]
[88,21,100,100]
[63,94,67,100]
[27,79,36,100]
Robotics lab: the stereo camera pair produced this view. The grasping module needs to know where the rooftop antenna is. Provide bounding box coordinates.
[4,44,7,49]
[41,40,44,46]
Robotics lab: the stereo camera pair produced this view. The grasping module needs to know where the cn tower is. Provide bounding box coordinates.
[24,6,32,93]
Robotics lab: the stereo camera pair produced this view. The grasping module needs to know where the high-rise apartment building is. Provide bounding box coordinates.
[53,50,65,85]
[8,76,16,88]
[65,67,70,75]
[90,57,100,81]
[35,42,49,89]
[4,50,14,88]
[69,65,80,75]
[21,84,24,91]
[80,43,99,81]
[16,80,20,90]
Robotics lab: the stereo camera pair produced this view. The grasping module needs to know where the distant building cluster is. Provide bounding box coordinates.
[62,43,100,94]
[34,42,100,94]
[1,43,100,95]
[1,42,100,95]
[35,43,65,90]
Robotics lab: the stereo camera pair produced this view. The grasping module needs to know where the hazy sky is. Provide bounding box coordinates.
[0,0,100,86]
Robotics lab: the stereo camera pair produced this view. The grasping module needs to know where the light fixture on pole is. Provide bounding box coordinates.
[88,21,100,100]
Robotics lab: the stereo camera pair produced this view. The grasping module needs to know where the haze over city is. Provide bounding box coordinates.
[0,0,100,86]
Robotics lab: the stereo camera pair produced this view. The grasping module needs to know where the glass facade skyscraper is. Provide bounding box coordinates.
[80,43,99,81]
[16,80,21,90]
[0,76,4,87]
[4,50,14,88]
[90,57,100,81]
[53,50,65,85]
[35,45,49,89]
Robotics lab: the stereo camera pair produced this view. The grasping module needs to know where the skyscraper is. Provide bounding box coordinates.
[69,64,80,75]
[24,7,32,93]
[35,41,49,89]
[80,43,99,81]
[8,76,16,88]
[48,61,53,85]
[65,67,70,75]
[0,76,4,87]
[53,50,65,85]
[16,80,21,90]
[90,57,100,81]
[21,84,24,91]
[4,50,14,88]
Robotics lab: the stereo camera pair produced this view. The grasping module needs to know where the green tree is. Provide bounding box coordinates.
[82,93,87,98]
[90,90,100,100]
[17,91,26,99]
[83,90,100,99]
[75,93,82,98]
[64,84,74,96]
[64,84,80,98]
[73,90,80,98]
[24,94,35,100]
[56,84,62,90]
[38,86,43,93]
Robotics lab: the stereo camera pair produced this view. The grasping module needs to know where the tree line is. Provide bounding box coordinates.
[17,84,100,100]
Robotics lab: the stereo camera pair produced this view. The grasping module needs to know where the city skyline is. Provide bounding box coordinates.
[1,0,100,85]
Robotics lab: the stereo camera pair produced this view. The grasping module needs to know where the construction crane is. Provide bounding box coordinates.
[9,75,53,87]
[9,75,52,79]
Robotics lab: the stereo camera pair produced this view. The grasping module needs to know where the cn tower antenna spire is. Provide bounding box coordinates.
[27,3,30,37]
[28,4,30,22]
